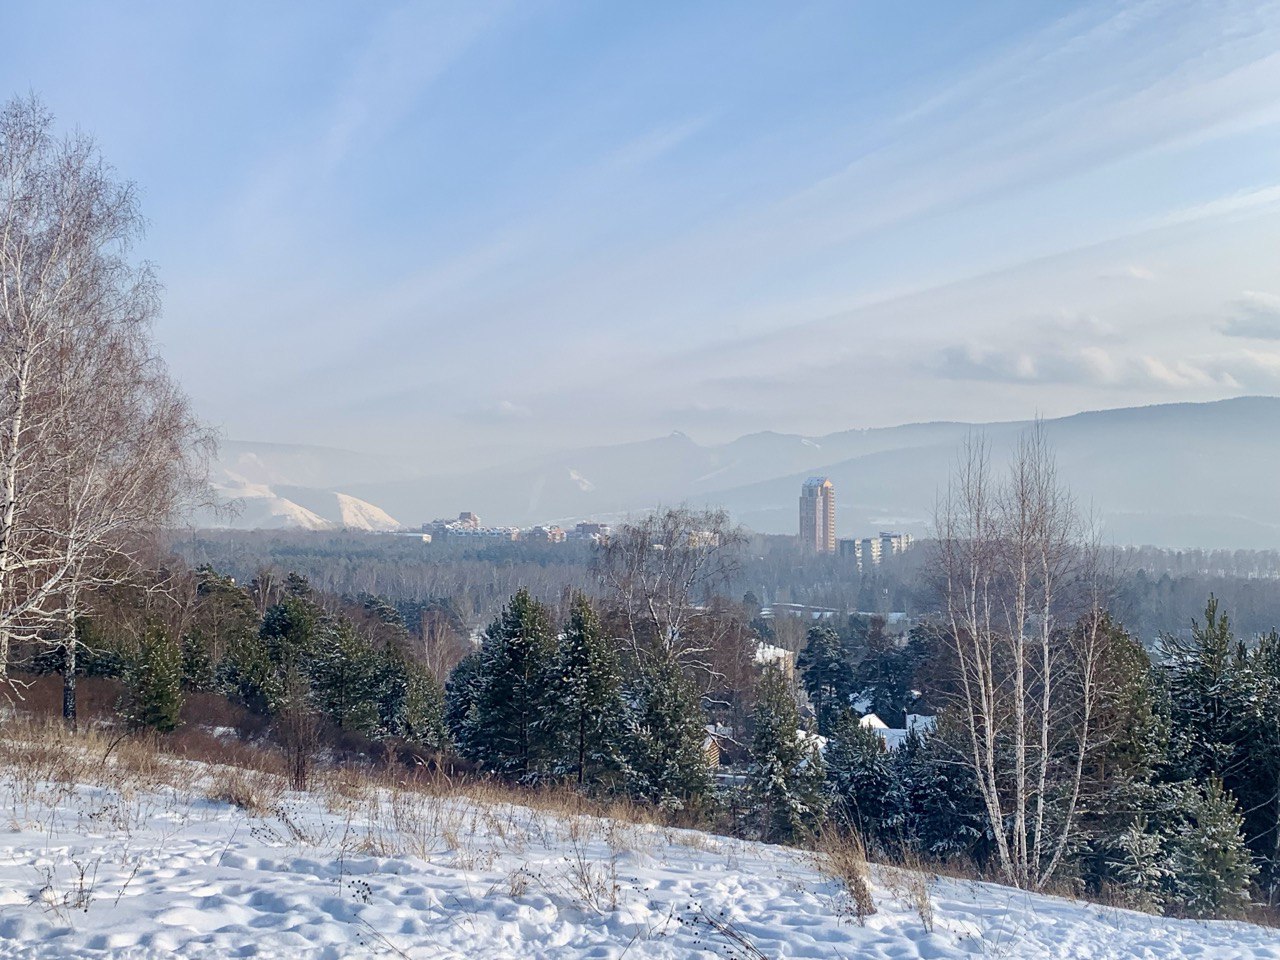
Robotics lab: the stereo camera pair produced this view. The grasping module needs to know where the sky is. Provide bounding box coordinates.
[4,0,1280,470]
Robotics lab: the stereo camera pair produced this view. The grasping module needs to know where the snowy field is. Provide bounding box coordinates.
[0,746,1276,959]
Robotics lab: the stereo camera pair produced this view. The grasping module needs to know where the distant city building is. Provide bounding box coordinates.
[839,531,914,571]
[860,536,882,566]
[525,525,567,544]
[799,477,836,553]
[879,531,913,557]
[424,512,519,541]
[572,521,611,541]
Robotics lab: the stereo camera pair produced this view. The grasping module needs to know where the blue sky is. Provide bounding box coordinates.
[5,0,1280,467]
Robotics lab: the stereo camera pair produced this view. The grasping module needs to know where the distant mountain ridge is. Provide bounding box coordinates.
[199,398,1280,549]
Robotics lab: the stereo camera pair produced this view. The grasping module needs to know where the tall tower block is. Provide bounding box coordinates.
[799,477,836,553]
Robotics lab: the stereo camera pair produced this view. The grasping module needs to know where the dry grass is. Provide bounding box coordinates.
[203,768,284,816]
[876,847,936,932]
[813,829,876,925]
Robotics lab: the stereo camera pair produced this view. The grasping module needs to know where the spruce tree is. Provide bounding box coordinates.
[797,625,856,736]
[748,664,828,843]
[549,594,624,787]
[1115,817,1170,912]
[397,662,448,750]
[893,725,990,864]
[467,589,559,779]
[825,708,894,843]
[622,656,713,811]
[1236,628,1280,898]
[1160,596,1248,782]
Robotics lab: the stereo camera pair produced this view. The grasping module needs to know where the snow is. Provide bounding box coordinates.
[210,477,333,531]
[753,642,791,666]
[334,493,401,532]
[0,756,1277,959]
[202,473,401,533]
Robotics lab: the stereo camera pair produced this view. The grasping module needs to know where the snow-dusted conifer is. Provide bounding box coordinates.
[622,656,713,811]
[122,624,184,733]
[466,589,559,779]
[548,594,624,787]
[1166,778,1257,918]
[825,708,894,842]
[797,625,855,736]
[748,663,827,843]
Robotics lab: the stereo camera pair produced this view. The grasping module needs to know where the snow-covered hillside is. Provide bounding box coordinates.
[334,492,400,532]
[0,745,1275,959]
[202,469,401,532]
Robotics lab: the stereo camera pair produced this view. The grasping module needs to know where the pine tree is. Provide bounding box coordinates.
[1076,616,1170,897]
[466,589,559,779]
[748,664,828,843]
[180,632,215,692]
[622,656,713,812]
[310,620,381,736]
[797,625,856,736]
[187,565,258,678]
[121,624,184,733]
[548,594,624,787]
[1115,817,1170,912]
[396,662,448,750]
[1166,778,1257,918]
[825,709,894,843]
[444,649,484,751]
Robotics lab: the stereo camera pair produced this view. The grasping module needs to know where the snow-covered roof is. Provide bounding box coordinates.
[753,642,792,665]
[863,713,937,751]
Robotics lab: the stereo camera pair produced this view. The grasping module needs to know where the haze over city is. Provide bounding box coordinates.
[5,1,1280,470]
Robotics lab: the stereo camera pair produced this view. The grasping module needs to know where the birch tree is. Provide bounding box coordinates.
[0,95,208,708]
[595,506,746,672]
[934,425,1109,890]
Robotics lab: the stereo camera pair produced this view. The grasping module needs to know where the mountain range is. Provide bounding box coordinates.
[199,397,1280,549]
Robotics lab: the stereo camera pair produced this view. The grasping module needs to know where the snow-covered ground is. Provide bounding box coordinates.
[0,752,1276,959]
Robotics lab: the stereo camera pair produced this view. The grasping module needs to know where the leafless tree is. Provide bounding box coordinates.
[933,425,1109,890]
[0,95,209,713]
[595,506,746,673]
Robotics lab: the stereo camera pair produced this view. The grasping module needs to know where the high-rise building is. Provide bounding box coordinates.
[799,477,836,553]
